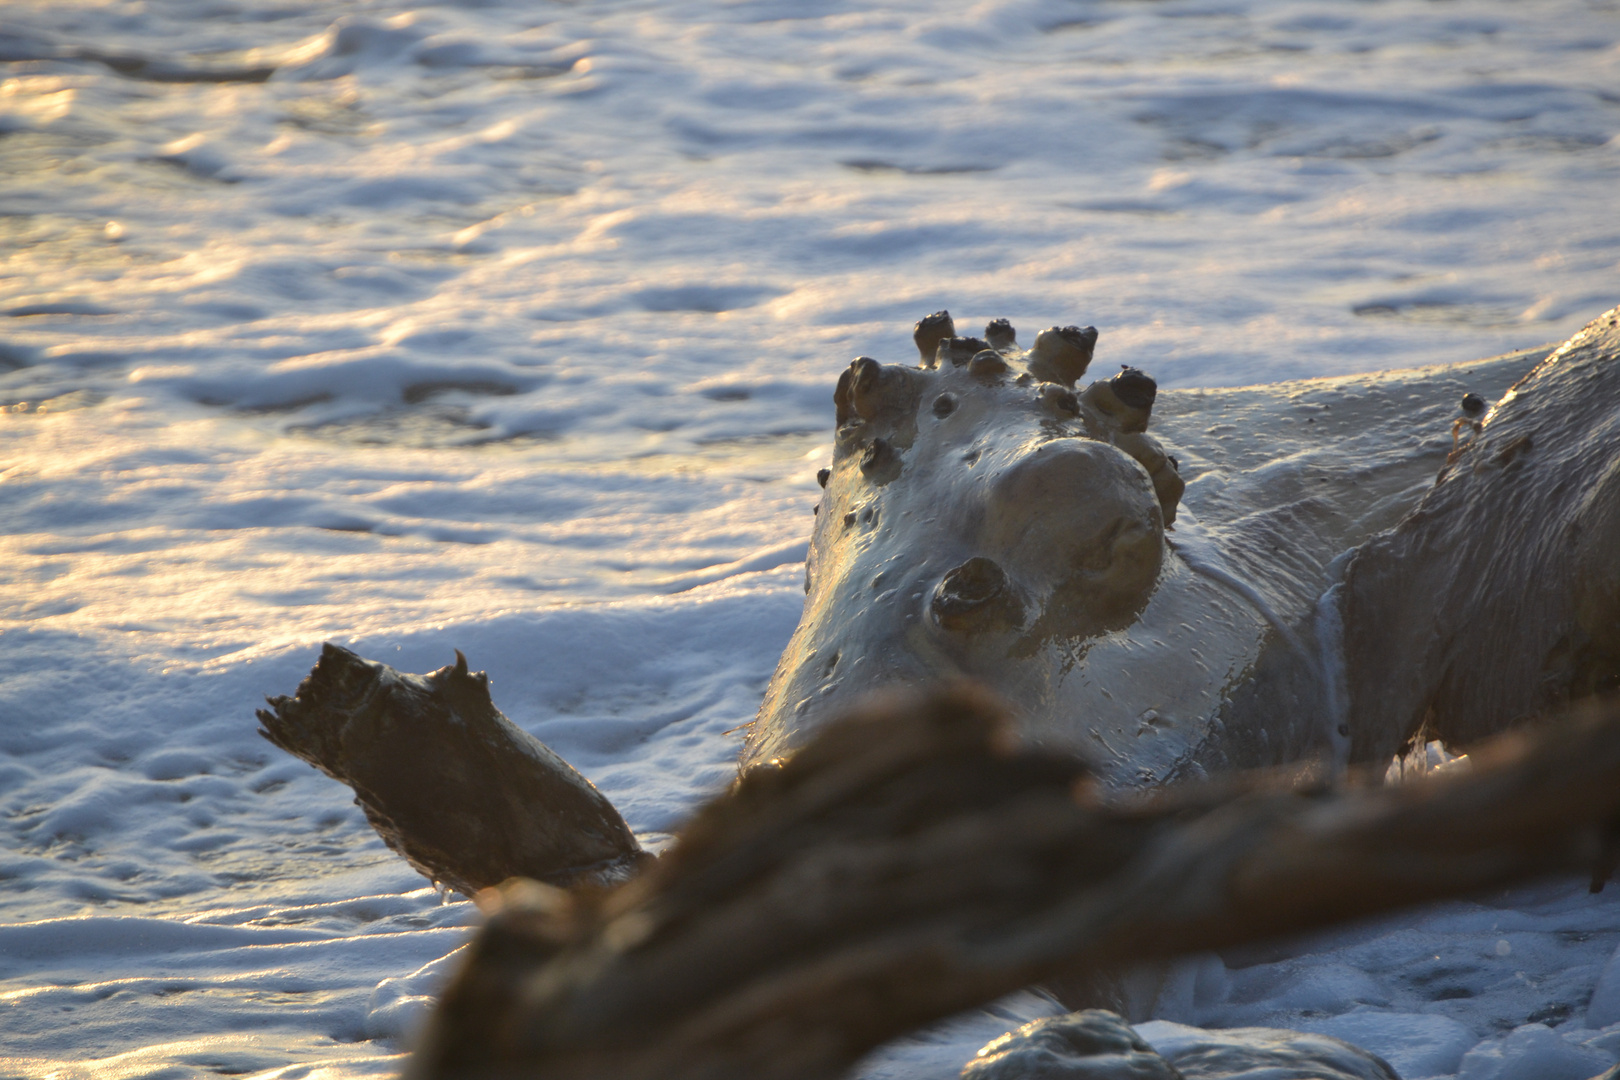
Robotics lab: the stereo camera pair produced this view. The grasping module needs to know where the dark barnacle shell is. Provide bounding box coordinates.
[914,311,955,367]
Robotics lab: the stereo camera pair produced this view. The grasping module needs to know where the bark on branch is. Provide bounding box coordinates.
[404,684,1620,1080]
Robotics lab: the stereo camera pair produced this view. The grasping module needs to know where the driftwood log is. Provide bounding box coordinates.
[264,678,1620,1080]
[748,304,1619,786]
[251,308,1620,1078]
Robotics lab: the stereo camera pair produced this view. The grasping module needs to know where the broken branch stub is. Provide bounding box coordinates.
[256,643,646,896]
[408,686,1620,1080]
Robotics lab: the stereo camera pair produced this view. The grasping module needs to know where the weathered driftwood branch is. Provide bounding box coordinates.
[257,643,647,895]
[405,684,1620,1080]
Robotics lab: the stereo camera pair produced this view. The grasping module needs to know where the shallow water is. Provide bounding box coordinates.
[3,0,1619,1076]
